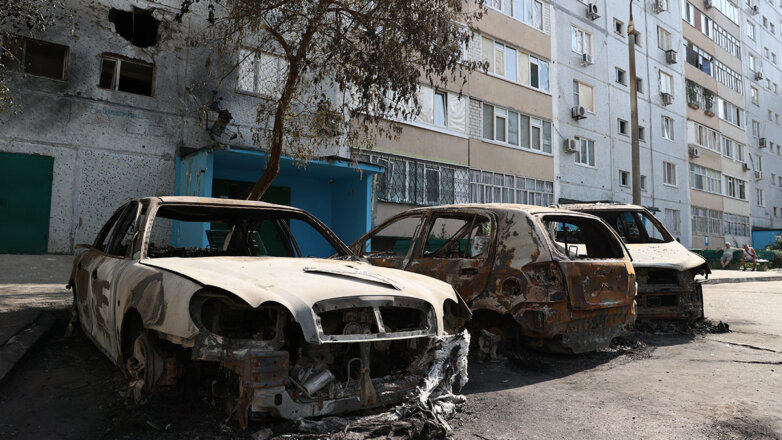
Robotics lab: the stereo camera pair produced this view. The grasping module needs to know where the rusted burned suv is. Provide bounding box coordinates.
[351,204,637,354]
[558,203,710,321]
[68,197,470,426]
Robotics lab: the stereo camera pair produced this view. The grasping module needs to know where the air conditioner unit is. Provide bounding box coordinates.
[755,170,763,179]
[587,3,599,20]
[704,0,713,8]
[661,92,674,106]
[571,106,587,120]
[750,4,759,15]
[580,53,594,66]
[665,49,677,64]
[653,0,668,13]
[755,71,765,80]
[759,137,767,148]
[688,146,701,158]
[742,162,751,171]
[564,138,579,153]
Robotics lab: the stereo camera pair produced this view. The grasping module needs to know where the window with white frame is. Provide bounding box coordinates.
[752,119,760,137]
[618,119,629,135]
[692,207,724,235]
[751,86,759,105]
[659,71,673,95]
[716,97,744,127]
[573,80,595,112]
[724,175,747,200]
[469,170,553,206]
[724,213,749,236]
[662,115,675,140]
[481,104,552,152]
[410,86,467,132]
[657,26,672,51]
[641,175,648,190]
[690,163,722,194]
[757,188,765,207]
[619,170,630,186]
[488,0,544,30]
[481,37,549,92]
[664,208,681,234]
[747,21,756,40]
[571,26,592,55]
[689,120,720,152]
[664,161,677,186]
[433,91,447,127]
[615,67,627,85]
[575,137,596,167]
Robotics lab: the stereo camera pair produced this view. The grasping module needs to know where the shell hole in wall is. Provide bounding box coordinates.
[108,8,159,48]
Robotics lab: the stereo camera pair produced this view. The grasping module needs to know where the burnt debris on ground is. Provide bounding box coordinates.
[634,318,731,335]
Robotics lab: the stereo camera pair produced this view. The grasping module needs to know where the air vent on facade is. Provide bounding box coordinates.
[580,53,593,67]
[653,0,668,13]
[571,106,587,120]
[665,49,677,64]
[564,138,579,153]
[587,3,599,20]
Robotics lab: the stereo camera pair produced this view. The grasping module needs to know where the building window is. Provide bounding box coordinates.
[641,175,647,190]
[757,188,765,207]
[685,40,712,75]
[481,37,549,92]
[488,0,544,30]
[618,119,628,135]
[716,97,744,127]
[749,53,757,72]
[369,153,468,206]
[663,161,677,186]
[619,170,630,186]
[662,115,674,140]
[690,120,721,152]
[572,26,592,55]
[98,54,154,96]
[747,21,756,40]
[724,213,749,237]
[659,71,673,96]
[575,137,596,167]
[724,176,747,200]
[615,67,626,85]
[434,91,447,127]
[482,104,551,152]
[751,86,759,105]
[752,120,760,137]
[573,80,595,112]
[657,26,672,51]
[632,30,642,47]
[689,163,722,194]
[664,208,681,235]
[692,207,724,235]
[470,170,553,206]
[3,36,68,80]
[614,19,625,36]
[636,77,644,93]
[639,126,646,142]
[237,50,286,97]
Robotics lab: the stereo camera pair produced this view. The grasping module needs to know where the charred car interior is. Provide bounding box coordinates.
[557,204,711,321]
[351,205,637,354]
[68,197,470,427]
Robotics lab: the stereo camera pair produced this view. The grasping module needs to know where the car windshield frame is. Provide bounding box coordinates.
[140,202,352,260]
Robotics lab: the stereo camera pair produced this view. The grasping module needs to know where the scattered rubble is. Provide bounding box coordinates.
[634,319,731,335]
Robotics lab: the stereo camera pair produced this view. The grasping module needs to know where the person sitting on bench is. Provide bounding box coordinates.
[720,243,733,269]
[741,244,758,271]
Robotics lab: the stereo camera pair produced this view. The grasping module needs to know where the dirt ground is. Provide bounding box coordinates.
[1,278,780,439]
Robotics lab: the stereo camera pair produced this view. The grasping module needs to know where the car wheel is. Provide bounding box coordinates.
[126,330,164,404]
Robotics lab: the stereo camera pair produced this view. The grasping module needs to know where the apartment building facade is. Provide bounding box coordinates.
[551,0,693,246]
[365,0,556,228]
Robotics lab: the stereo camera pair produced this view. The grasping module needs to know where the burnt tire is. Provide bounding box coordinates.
[126,330,164,404]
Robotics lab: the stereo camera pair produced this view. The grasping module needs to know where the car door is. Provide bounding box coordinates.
[351,213,427,269]
[87,202,141,359]
[406,211,495,303]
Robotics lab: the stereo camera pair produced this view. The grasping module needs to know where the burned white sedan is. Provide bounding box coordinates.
[68,197,470,426]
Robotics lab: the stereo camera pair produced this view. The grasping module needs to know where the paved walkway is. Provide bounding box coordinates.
[702,268,782,284]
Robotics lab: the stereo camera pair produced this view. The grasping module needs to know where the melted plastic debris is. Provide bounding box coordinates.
[291,330,471,439]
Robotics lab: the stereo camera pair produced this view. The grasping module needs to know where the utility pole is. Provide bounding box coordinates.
[628,2,641,205]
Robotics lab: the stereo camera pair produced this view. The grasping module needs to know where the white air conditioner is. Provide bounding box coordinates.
[750,5,759,15]
[580,53,594,67]
[661,92,674,106]
[755,170,763,179]
[587,3,599,20]
[742,162,751,171]
[704,0,713,8]
[665,49,677,64]
[759,137,767,148]
[571,106,587,120]
[653,0,668,13]
[564,138,579,153]
[755,71,765,80]
[688,146,701,158]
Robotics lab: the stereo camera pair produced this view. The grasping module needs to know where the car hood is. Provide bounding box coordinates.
[140,257,460,339]
[625,241,709,272]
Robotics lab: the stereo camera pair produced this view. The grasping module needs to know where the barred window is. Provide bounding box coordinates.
[469,170,553,206]
[691,207,723,235]
[664,208,681,235]
[369,154,468,206]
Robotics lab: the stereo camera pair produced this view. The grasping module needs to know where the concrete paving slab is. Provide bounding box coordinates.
[0,312,55,383]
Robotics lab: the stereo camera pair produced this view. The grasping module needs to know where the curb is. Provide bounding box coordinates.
[0,312,56,384]
[703,275,782,285]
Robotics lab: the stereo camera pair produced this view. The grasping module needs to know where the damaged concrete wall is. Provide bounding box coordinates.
[0,0,297,252]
